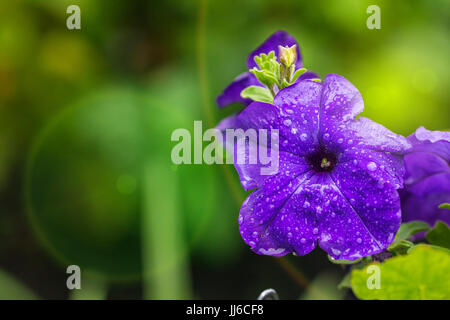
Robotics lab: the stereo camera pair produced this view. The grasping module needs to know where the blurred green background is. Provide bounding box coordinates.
[0,0,448,299]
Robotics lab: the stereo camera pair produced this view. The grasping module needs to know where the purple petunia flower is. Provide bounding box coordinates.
[400,127,450,227]
[216,31,317,129]
[232,74,411,260]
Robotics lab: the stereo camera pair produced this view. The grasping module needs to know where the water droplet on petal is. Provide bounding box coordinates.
[300,133,308,141]
[367,162,377,171]
[331,248,341,256]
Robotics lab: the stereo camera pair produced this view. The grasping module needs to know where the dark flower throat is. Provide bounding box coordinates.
[307,150,337,172]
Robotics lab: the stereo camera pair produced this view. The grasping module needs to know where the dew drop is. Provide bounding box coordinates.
[283,119,292,126]
[331,248,341,256]
[367,162,377,171]
[300,133,308,141]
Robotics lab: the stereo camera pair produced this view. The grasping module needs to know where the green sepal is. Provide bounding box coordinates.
[251,51,281,89]
[280,79,291,89]
[388,220,430,250]
[328,255,362,265]
[254,51,277,69]
[426,221,450,249]
[389,240,415,256]
[291,68,307,83]
[439,203,450,209]
[240,86,273,103]
[250,68,279,89]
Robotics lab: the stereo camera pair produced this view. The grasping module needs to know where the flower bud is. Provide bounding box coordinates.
[278,45,297,68]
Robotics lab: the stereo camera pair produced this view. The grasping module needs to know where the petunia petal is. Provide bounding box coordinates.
[322,116,411,162]
[216,72,261,108]
[408,126,450,161]
[400,172,450,226]
[403,151,449,186]
[296,71,320,82]
[400,127,450,227]
[239,169,319,256]
[246,30,303,69]
[336,147,406,190]
[216,113,239,132]
[316,75,408,155]
[230,102,283,190]
[327,160,402,259]
[319,74,364,126]
[272,80,322,154]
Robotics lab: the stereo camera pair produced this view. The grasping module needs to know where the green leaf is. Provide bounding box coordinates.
[439,203,450,209]
[250,68,279,88]
[335,256,372,290]
[251,51,281,89]
[426,221,450,249]
[240,86,273,103]
[351,245,450,299]
[0,270,38,299]
[291,68,307,82]
[328,255,362,265]
[388,221,430,255]
[300,271,345,300]
[389,240,415,256]
[337,273,352,290]
[389,221,430,249]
